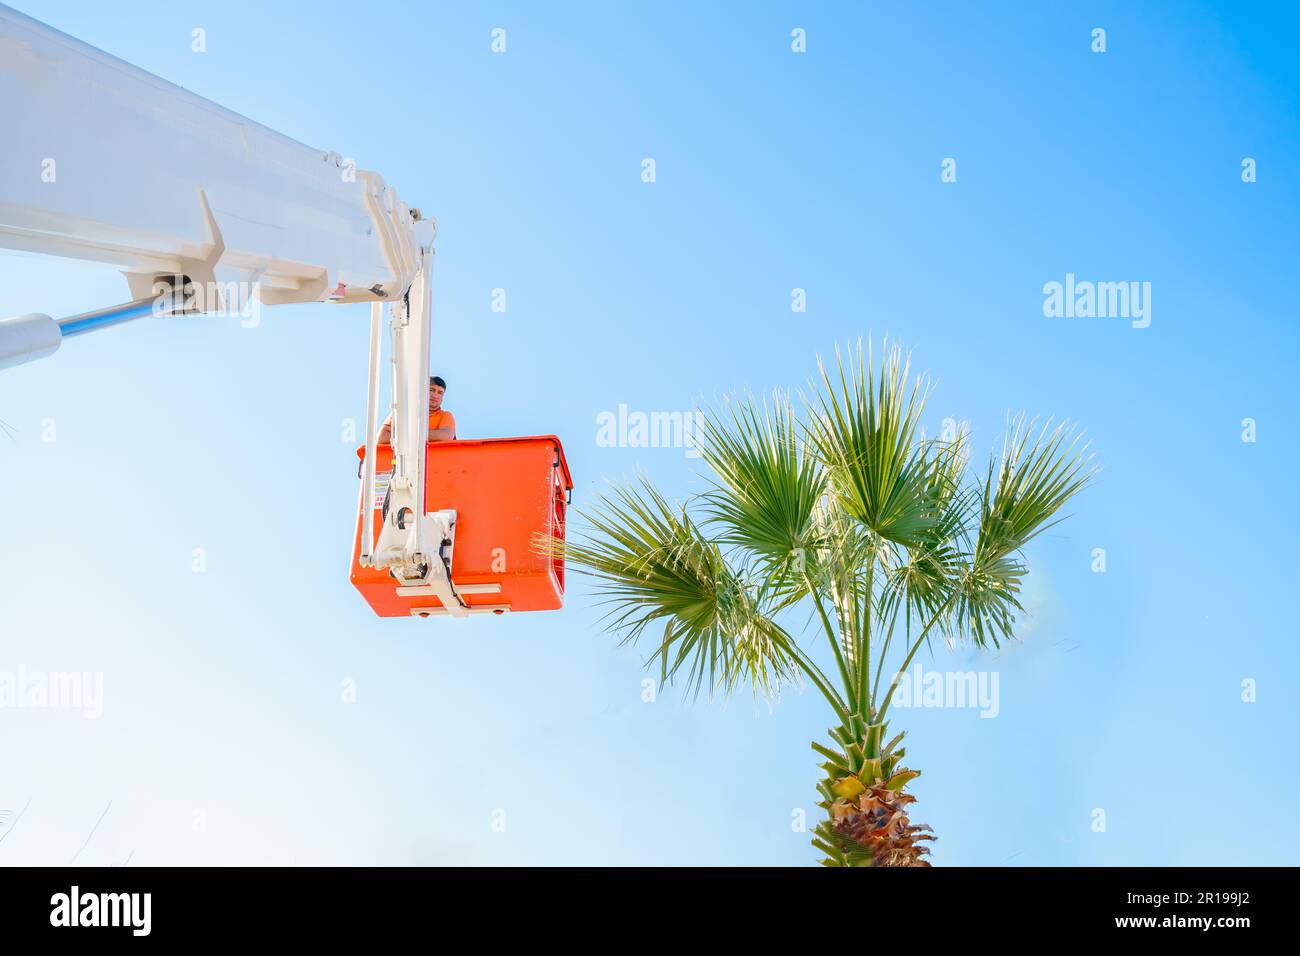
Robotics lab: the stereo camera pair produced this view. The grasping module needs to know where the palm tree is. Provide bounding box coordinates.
[548,342,1094,866]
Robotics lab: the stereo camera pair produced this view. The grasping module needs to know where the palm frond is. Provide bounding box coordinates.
[958,417,1095,647]
[807,340,938,548]
[976,416,1094,563]
[550,475,799,697]
[884,431,976,623]
[695,392,828,586]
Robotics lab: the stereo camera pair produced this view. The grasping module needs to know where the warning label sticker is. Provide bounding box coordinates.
[372,470,391,510]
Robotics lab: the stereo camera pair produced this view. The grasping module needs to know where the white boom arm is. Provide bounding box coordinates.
[0,3,428,311]
[0,3,443,586]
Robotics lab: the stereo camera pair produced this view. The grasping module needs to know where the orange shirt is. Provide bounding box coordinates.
[378,409,456,440]
[428,409,456,438]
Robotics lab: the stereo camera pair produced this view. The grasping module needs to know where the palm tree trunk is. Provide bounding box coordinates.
[812,717,934,866]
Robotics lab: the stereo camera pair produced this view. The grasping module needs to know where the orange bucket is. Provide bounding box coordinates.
[350,436,573,617]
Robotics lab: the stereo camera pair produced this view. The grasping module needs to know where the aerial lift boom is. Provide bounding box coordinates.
[0,4,570,618]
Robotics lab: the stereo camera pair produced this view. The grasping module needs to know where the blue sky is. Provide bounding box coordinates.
[1,0,1297,865]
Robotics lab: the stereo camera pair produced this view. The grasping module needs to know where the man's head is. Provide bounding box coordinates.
[428,376,446,412]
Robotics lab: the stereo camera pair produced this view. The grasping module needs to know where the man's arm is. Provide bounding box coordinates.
[378,413,453,443]
[429,412,456,442]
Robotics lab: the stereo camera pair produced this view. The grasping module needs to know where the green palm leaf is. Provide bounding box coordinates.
[958,417,1096,647]
[694,393,828,588]
[807,341,938,548]
[552,475,799,697]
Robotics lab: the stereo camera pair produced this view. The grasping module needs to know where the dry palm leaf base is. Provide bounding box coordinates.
[826,776,935,867]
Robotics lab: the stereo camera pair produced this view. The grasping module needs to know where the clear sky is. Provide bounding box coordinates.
[1,0,1296,865]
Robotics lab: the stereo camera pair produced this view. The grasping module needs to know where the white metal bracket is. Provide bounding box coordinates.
[414,509,469,618]
[123,189,227,310]
[353,234,459,616]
